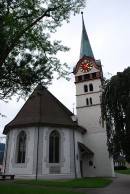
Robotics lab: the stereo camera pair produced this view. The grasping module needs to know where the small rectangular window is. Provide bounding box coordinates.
[78,76,82,82]
[92,73,97,78]
[84,74,90,80]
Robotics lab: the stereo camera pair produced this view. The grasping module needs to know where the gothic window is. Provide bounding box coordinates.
[89,83,93,91]
[17,131,26,163]
[84,85,88,92]
[49,130,60,163]
[90,97,92,105]
[86,98,89,106]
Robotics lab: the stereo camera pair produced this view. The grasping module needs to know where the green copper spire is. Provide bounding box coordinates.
[79,12,94,59]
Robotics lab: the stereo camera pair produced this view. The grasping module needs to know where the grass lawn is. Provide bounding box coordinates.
[115,169,130,175]
[16,177,112,188]
[0,183,84,194]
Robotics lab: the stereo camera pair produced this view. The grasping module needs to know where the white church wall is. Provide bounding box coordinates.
[4,127,36,176]
[41,127,49,175]
[61,128,71,174]
[76,92,101,108]
[76,79,102,96]
[83,132,115,177]
[74,130,83,178]
[82,154,95,177]
[8,127,35,175]
[40,127,76,179]
[77,105,104,134]
[5,126,82,179]
[4,130,13,174]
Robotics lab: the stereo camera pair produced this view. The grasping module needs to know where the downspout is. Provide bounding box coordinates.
[73,129,77,179]
[35,124,40,180]
[35,91,42,180]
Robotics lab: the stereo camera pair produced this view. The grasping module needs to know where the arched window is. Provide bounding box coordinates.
[84,85,88,92]
[86,98,89,106]
[49,130,60,163]
[17,131,26,163]
[90,97,92,105]
[89,83,93,91]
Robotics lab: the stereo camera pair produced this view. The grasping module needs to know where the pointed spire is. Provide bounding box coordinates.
[79,12,94,59]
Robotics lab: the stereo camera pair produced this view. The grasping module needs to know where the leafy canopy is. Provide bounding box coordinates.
[101,67,130,162]
[0,0,86,99]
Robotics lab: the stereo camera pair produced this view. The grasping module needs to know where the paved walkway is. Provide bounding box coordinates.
[75,173,130,194]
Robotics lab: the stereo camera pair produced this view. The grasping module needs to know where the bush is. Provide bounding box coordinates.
[114,166,127,170]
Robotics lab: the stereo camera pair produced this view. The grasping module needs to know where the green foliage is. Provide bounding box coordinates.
[101,67,130,162]
[16,178,112,188]
[115,168,130,175]
[0,0,86,99]
[114,166,127,170]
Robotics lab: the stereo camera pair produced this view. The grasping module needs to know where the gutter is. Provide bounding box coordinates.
[35,91,42,180]
[73,129,77,179]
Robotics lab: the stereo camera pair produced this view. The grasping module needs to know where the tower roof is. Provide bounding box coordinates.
[3,84,86,134]
[79,13,94,59]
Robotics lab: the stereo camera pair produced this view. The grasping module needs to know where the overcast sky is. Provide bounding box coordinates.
[1,0,130,139]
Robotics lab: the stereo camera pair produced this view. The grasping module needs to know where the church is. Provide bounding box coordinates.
[3,15,115,179]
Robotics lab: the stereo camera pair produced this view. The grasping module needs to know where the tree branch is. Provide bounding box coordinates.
[2,5,63,63]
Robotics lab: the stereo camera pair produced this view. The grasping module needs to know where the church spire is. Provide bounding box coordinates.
[79,12,94,59]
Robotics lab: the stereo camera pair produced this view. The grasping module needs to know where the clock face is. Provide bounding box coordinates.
[79,59,93,73]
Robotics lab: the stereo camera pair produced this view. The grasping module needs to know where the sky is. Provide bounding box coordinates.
[0,0,130,139]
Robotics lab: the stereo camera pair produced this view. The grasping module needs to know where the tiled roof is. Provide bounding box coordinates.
[3,84,86,134]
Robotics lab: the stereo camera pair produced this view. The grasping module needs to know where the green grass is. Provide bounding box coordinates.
[16,177,112,188]
[115,169,130,175]
[0,183,84,194]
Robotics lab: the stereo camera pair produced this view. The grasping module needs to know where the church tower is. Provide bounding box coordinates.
[73,13,115,177]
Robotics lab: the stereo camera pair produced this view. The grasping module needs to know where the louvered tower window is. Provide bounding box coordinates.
[89,83,93,91]
[90,97,92,105]
[84,85,88,92]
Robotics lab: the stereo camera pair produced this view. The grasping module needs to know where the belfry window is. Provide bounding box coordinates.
[49,130,60,163]
[84,74,90,80]
[92,73,96,79]
[17,131,26,163]
[84,85,88,92]
[86,98,89,106]
[89,83,93,91]
[90,97,92,105]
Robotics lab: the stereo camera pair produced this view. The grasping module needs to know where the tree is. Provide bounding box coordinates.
[101,67,130,162]
[0,0,86,100]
